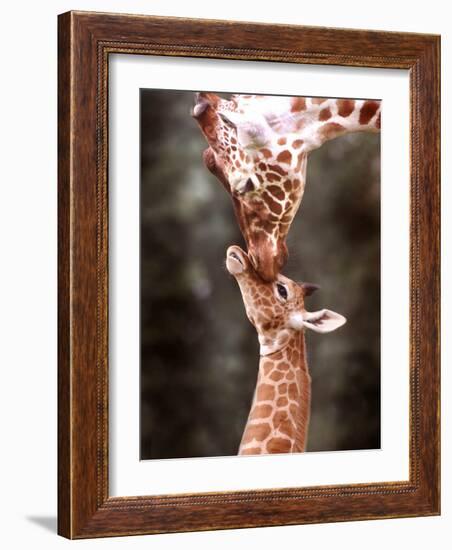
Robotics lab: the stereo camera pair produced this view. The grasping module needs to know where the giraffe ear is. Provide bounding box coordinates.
[300,282,320,297]
[302,309,346,334]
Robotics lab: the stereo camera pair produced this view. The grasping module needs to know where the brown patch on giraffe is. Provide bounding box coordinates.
[277,396,288,407]
[266,437,292,453]
[312,97,328,105]
[289,192,299,203]
[250,404,273,420]
[241,423,271,444]
[276,150,292,165]
[239,150,245,160]
[273,411,296,438]
[319,107,332,121]
[337,99,355,117]
[267,185,285,201]
[278,362,290,372]
[240,447,261,455]
[278,383,288,395]
[261,286,273,298]
[268,164,288,177]
[235,160,240,168]
[291,350,300,364]
[267,173,281,183]
[359,100,380,125]
[270,371,284,382]
[257,384,275,401]
[260,148,272,159]
[256,173,264,184]
[262,361,273,375]
[290,97,306,112]
[277,137,287,146]
[286,371,295,381]
[262,192,283,215]
[258,162,267,171]
[296,119,307,132]
[289,404,298,418]
[320,122,344,140]
[292,139,304,149]
[283,180,292,192]
[273,410,288,425]
[288,383,298,400]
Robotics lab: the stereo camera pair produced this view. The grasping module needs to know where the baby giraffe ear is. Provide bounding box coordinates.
[302,309,346,334]
[301,282,320,297]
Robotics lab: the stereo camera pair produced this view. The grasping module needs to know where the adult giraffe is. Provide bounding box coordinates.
[225,245,346,454]
[193,92,380,281]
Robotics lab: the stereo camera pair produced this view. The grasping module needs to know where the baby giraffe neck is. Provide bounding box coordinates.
[238,331,311,455]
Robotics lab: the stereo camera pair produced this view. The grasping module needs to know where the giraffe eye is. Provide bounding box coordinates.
[243,178,255,193]
[276,283,288,300]
[219,113,236,129]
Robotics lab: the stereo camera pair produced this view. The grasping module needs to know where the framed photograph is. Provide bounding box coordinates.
[58,11,440,538]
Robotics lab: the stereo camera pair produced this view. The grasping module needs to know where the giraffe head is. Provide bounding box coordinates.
[226,245,346,355]
[193,92,308,282]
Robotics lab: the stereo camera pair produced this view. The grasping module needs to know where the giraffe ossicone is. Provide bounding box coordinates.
[226,245,346,455]
[194,92,380,282]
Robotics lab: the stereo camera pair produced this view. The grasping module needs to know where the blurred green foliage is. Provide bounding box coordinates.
[140,90,380,459]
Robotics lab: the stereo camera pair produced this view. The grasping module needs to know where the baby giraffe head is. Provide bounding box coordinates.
[226,245,346,355]
[193,92,307,282]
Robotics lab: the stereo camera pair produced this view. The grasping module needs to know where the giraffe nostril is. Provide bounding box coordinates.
[229,251,243,265]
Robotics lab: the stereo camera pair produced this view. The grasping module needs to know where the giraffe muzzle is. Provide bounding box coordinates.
[192,92,219,119]
[192,99,209,118]
[226,246,247,275]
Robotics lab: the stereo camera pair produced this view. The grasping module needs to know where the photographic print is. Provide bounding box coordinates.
[140,90,381,460]
[58,12,440,537]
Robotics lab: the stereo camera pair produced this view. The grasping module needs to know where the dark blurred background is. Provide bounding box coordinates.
[140,89,380,459]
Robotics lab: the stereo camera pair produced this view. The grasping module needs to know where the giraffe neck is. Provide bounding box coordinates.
[289,97,381,152]
[234,98,381,252]
[238,98,381,255]
[236,152,307,281]
[238,331,311,455]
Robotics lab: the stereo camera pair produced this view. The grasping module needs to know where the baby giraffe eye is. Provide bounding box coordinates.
[276,283,288,300]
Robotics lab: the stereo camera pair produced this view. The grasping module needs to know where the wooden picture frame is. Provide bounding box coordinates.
[58,10,440,539]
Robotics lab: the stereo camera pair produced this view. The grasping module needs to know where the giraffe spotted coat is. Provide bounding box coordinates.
[194,93,380,281]
[226,245,346,455]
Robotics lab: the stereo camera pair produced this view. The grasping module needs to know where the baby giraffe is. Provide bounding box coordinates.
[226,245,346,455]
